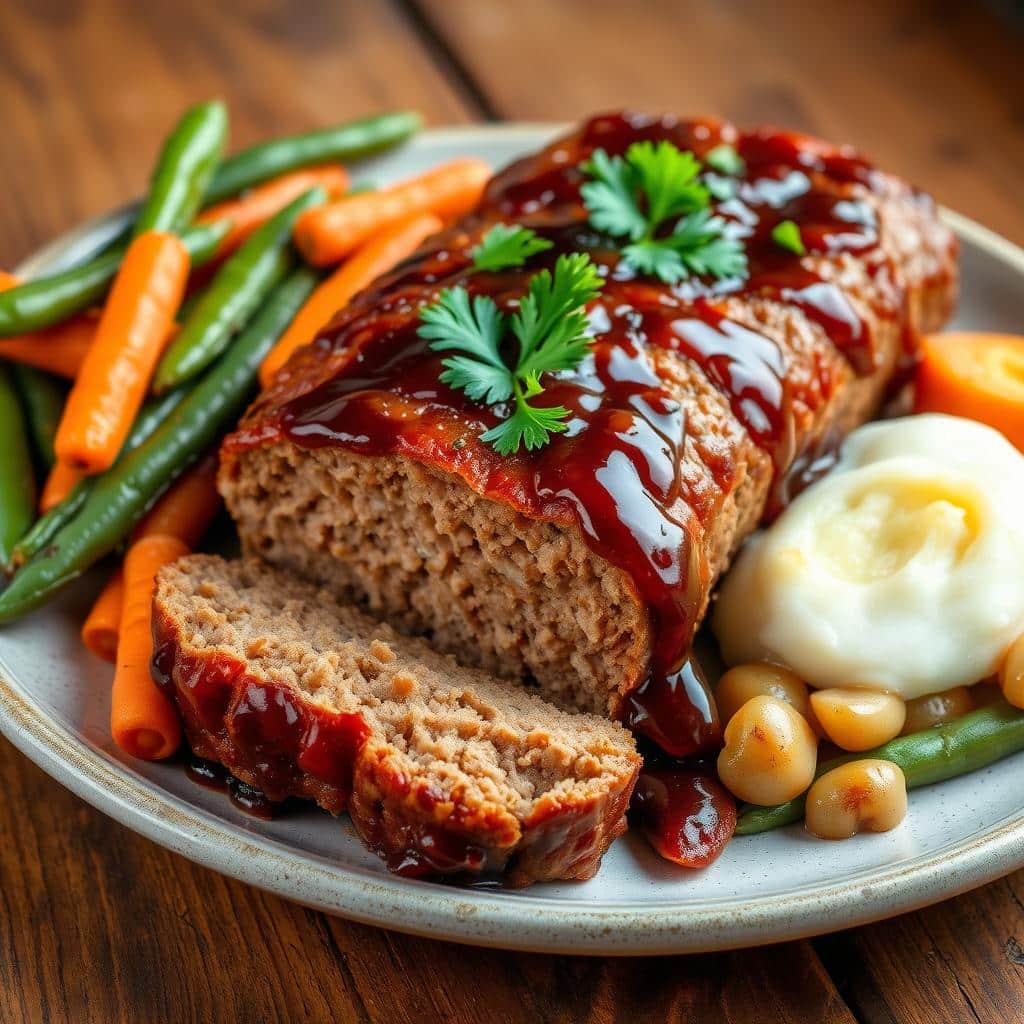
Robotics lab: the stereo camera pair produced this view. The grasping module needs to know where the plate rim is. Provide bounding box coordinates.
[2,122,1023,956]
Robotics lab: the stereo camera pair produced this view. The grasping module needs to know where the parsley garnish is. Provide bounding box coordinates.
[418,252,603,455]
[472,223,553,272]
[705,143,745,176]
[772,219,806,255]
[581,140,747,284]
[704,173,736,202]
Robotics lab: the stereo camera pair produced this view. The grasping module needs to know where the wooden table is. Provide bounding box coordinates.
[1,2,1022,1021]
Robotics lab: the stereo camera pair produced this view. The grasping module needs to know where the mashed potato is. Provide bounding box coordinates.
[712,415,1024,698]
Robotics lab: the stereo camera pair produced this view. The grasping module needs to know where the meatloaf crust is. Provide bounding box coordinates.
[221,111,958,756]
[153,556,640,885]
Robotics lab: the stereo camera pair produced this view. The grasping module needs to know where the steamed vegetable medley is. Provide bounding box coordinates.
[0,101,493,762]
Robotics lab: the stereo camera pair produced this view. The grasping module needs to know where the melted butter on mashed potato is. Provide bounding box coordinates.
[712,414,1024,698]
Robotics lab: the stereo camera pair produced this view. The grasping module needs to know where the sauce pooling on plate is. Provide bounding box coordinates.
[238,111,927,757]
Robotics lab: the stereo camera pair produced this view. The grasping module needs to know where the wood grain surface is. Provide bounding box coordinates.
[0,1,1022,1022]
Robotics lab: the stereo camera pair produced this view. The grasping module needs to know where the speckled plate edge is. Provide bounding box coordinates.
[2,125,1022,956]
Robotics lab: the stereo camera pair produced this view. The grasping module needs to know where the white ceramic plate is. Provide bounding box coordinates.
[2,125,1023,956]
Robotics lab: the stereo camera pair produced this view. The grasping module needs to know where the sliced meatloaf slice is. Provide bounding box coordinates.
[219,111,958,755]
[152,554,641,886]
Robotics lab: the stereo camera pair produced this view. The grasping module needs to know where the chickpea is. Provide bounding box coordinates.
[805,759,908,840]
[716,663,810,724]
[809,687,906,752]
[901,686,975,735]
[717,695,818,806]
[999,634,1024,710]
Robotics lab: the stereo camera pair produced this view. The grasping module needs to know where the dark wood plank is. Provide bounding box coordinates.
[0,736,856,1024]
[414,0,1024,244]
[0,0,474,269]
[817,875,1024,1024]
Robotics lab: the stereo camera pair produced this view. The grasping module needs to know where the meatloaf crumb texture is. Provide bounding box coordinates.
[221,191,956,721]
[225,445,649,715]
[152,555,641,885]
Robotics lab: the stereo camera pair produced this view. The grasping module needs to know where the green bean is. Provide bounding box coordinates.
[13,366,66,469]
[153,186,326,392]
[0,221,229,337]
[205,111,421,204]
[0,363,37,570]
[134,100,228,236]
[0,266,319,620]
[10,386,188,568]
[735,701,1024,835]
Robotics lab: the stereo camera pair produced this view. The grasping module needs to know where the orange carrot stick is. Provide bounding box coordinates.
[130,452,221,547]
[0,273,94,379]
[198,165,350,258]
[914,332,1024,451]
[110,534,189,760]
[0,317,94,379]
[81,569,124,663]
[55,231,189,474]
[82,454,218,662]
[293,158,489,267]
[261,212,442,386]
[39,459,84,513]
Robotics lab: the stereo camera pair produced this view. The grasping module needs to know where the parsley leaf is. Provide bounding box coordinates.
[480,394,574,455]
[581,140,748,284]
[472,223,553,272]
[579,148,649,240]
[705,143,745,176]
[623,209,747,284]
[418,288,512,403]
[418,253,603,455]
[624,141,708,227]
[704,172,736,201]
[512,252,603,374]
[772,219,806,256]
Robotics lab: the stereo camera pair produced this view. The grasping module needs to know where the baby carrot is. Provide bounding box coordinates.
[39,460,83,514]
[110,534,189,760]
[81,568,124,663]
[0,317,93,379]
[130,452,221,547]
[293,158,489,266]
[80,454,219,661]
[55,231,189,474]
[260,211,442,385]
[914,333,1024,451]
[197,165,350,258]
[0,273,94,379]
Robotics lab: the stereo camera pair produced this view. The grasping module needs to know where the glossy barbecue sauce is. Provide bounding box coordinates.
[152,637,369,813]
[153,630,605,880]
[631,768,737,868]
[237,113,917,764]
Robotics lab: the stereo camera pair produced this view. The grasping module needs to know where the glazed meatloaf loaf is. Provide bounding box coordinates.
[153,555,640,885]
[220,111,958,757]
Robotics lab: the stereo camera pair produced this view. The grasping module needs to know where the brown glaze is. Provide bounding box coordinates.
[152,634,369,813]
[152,604,637,885]
[631,768,736,868]
[185,754,278,820]
[225,111,935,759]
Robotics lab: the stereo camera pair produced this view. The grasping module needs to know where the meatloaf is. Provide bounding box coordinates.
[152,555,640,885]
[220,111,958,757]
